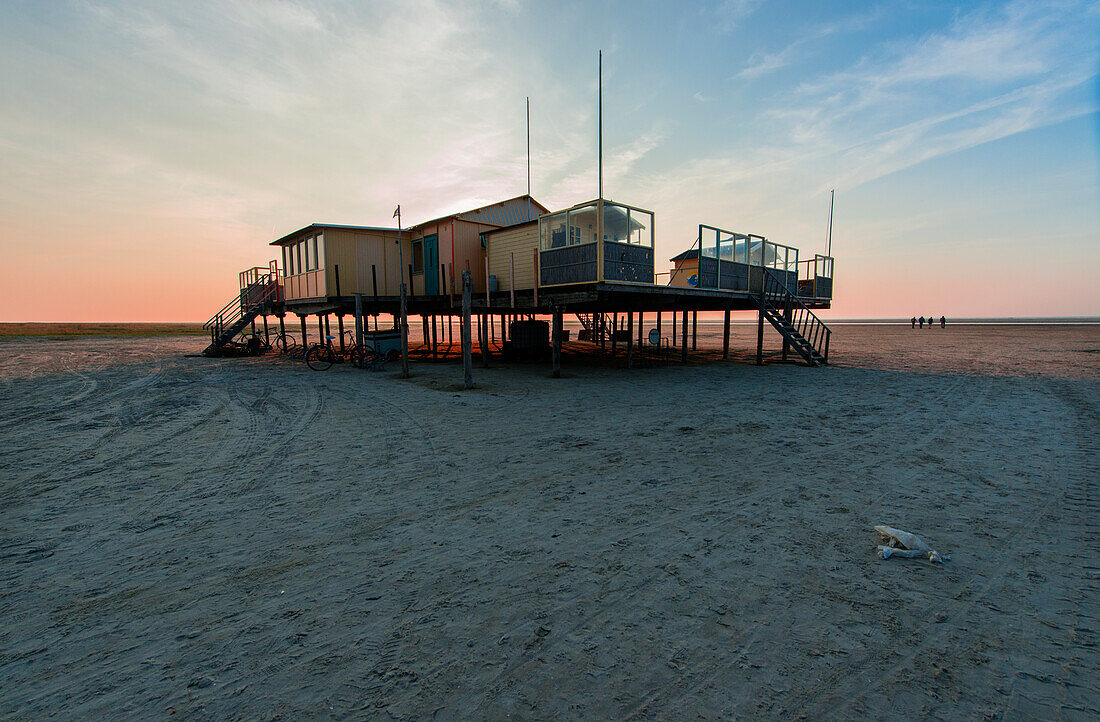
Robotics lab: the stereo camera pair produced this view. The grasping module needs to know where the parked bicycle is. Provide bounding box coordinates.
[306,335,389,371]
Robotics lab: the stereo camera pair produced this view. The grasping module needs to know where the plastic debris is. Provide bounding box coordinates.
[875,524,942,563]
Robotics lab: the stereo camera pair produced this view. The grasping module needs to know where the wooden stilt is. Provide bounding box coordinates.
[355,294,364,368]
[723,309,731,360]
[431,315,438,359]
[656,311,662,341]
[626,310,634,369]
[337,315,345,351]
[461,271,473,389]
[692,311,697,351]
[681,311,688,363]
[756,304,765,365]
[320,315,327,340]
[421,314,428,349]
[552,307,562,378]
[480,314,489,367]
[262,315,270,346]
[278,314,286,352]
[300,315,308,349]
[672,311,678,346]
[612,312,618,357]
[399,282,410,378]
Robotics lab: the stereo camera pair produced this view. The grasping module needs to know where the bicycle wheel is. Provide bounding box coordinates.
[306,343,334,371]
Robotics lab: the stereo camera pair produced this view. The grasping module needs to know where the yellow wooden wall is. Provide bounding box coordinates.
[321,228,411,297]
[487,223,539,291]
[667,258,699,288]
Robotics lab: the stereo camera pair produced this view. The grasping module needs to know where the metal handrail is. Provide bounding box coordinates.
[761,268,832,363]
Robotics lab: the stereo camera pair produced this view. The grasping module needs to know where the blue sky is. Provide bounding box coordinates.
[0,0,1097,319]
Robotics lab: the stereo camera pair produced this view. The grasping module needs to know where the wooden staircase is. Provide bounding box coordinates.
[202,268,280,356]
[759,269,831,366]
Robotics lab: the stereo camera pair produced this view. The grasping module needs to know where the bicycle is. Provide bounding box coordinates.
[306,335,341,371]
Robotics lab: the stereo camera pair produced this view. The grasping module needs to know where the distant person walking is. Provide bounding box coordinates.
[911,316,917,328]
[928,314,934,329]
[919,316,925,329]
[940,315,946,328]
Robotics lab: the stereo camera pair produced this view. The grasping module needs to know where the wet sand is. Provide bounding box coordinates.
[1,325,1098,719]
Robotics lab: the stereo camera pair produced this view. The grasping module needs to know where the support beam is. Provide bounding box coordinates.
[461,270,473,389]
[262,315,270,347]
[722,309,731,360]
[480,314,489,368]
[337,315,345,351]
[672,311,678,346]
[278,314,286,352]
[552,307,562,378]
[681,311,688,363]
[611,312,618,357]
[626,310,634,369]
[300,315,308,349]
[400,282,410,378]
[355,294,364,368]
[431,315,437,359]
[756,304,765,366]
[692,311,698,351]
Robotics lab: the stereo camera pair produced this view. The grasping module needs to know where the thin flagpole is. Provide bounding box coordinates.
[826,189,834,257]
[598,50,603,201]
[527,96,531,219]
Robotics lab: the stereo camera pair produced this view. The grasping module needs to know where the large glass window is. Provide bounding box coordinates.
[566,204,598,245]
[539,211,567,250]
[603,203,652,246]
[314,233,324,270]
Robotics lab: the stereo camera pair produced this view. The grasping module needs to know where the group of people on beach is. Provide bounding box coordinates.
[912,316,946,328]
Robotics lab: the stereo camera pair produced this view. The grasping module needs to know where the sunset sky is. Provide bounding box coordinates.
[2,0,1097,321]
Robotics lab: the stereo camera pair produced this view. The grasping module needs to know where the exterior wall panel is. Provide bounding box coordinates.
[487,224,538,291]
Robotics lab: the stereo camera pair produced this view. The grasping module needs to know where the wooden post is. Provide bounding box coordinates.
[626,310,634,369]
[278,314,286,351]
[337,315,345,351]
[355,294,364,368]
[421,314,428,350]
[262,315,270,346]
[480,314,489,367]
[692,311,698,351]
[672,311,678,346]
[509,252,516,309]
[681,310,688,363]
[319,314,325,340]
[756,304,765,366]
[611,312,618,356]
[400,282,410,378]
[552,307,562,378]
[461,270,473,389]
[723,309,731,360]
[431,315,437,359]
[532,248,539,308]
[300,314,308,349]
[656,311,662,341]
[781,299,791,362]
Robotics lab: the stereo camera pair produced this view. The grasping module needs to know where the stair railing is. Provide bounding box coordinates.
[761,268,832,363]
[203,271,281,347]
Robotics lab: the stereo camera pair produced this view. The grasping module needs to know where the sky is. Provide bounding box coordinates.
[1,0,1097,321]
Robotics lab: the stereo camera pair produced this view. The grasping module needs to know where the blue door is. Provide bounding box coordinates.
[423,235,439,295]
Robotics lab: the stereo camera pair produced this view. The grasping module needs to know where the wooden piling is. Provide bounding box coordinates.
[681,311,688,363]
[672,311,678,346]
[300,315,308,349]
[278,314,286,352]
[337,315,345,351]
[626,311,634,369]
[552,307,562,378]
[400,282,410,378]
[756,305,765,365]
[355,294,364,368]
[723,309,731,360]
[262,315,270,347]
[611,312,619,356]
[461,270,473,389]
[431,315,437,359]
[480,314,489,367]
[692,311,698,351]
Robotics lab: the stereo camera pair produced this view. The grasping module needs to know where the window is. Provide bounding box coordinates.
[315,233,324,270]
[282,246,289,276]
[295,241,303,275]
[480,232,488,249]
[306,237,315,271]
[412,239,424,274]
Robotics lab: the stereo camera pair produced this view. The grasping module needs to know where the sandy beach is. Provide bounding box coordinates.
[2,324,1097,719]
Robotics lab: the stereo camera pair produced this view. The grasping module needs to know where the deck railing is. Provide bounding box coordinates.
[762,268,832,363]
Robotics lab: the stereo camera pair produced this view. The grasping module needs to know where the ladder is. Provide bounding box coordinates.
[759,269,831,366]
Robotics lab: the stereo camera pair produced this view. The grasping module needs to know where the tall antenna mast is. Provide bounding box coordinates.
[598,50,603,200]
[826,188,834,257]
[530,96,534,220]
